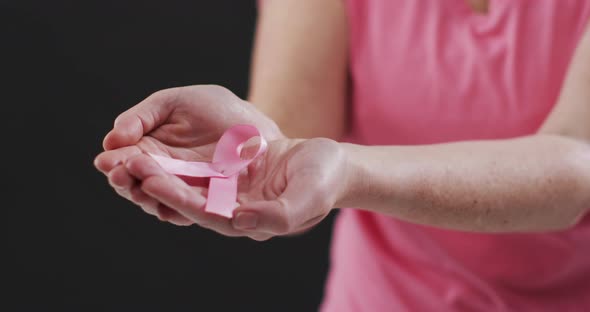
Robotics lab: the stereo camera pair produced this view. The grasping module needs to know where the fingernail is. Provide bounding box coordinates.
[233,212,258,230]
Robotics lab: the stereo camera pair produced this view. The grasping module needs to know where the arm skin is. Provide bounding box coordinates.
[249,0,590,232]
[337,22,590,232]
[338,136,590,232]
[248,0,348,139]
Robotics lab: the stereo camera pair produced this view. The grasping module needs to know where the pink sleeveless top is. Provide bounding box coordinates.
[321,1,590,311]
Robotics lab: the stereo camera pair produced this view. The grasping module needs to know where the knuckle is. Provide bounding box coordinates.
[149,88,174,100]
[308,137,339,151]
[148,87,181,108]
[201,85,240,103]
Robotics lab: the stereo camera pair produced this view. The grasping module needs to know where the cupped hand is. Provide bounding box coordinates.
[231,137,348,240]
[95,85,348,241]
[94,85,283,231]
[119,137,348,241]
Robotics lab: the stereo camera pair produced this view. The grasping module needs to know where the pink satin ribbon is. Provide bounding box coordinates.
[148,125,267,218]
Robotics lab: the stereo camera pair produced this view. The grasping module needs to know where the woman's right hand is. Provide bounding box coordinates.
[94,85,284,234]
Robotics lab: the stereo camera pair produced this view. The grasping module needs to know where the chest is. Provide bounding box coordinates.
[347,0,590,144]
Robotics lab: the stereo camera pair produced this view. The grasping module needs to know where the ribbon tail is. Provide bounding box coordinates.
[205,175,239,218]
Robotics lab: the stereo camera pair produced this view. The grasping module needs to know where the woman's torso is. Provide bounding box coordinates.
[322,1,590,311]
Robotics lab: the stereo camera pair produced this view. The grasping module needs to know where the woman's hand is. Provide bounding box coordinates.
[95,85,348,240]
[94,85,284,229]
[231,138,348,240]
[114,137,348,241]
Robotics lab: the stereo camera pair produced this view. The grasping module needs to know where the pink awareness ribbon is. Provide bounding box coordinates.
[148,125,267,218]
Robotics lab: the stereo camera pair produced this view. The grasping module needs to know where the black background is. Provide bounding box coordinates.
[3,1,335,311]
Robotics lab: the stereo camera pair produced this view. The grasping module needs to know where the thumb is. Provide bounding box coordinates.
[103,88,179,150]
[233,174,328,235]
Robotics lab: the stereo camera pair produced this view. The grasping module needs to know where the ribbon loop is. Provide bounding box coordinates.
[149,124,267,218]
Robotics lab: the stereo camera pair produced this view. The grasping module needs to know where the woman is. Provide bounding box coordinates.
[95,0,590,310]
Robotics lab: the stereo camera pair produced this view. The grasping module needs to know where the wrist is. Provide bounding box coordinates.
[334,143,366,208]
[334,143,407,212]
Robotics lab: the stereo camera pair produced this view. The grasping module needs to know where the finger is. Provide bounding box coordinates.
[107,172,194,226]
[232,200,290,234]
[128,185,159,216]
[113,186,132,202]
[156,204,194,226]
[107,167,158,217]
[125,154,245,237]
[123,154,179,217]
[124,153,207,199]
[107,163,168,217]
[107,164,136,191]
[142,175,244,237]
[95,146,142,174]
[103,88,179,150]
[124,153,169,180]
[129,185,194,225]
[119,184,194,226]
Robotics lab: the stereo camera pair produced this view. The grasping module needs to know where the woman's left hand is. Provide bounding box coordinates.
[231,138,348,240]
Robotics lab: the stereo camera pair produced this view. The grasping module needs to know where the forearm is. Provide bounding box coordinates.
[337,135,590,232]
[336,23,590,233]
[249,0,348,139]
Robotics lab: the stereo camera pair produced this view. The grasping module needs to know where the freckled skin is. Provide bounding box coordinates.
[338,135,590,232]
